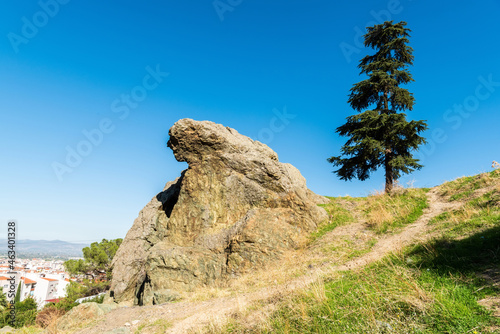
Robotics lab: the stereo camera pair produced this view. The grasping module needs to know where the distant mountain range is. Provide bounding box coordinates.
[0,239,88,259]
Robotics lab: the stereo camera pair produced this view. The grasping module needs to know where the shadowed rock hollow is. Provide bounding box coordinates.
[110,119,328,305]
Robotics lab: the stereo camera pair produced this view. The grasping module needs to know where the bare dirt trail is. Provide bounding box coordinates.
[337,189,461,271]
[76,188,460,334]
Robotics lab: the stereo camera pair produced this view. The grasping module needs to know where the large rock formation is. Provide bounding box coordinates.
[110,119,328,305]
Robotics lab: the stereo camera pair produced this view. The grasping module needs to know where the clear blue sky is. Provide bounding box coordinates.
[1,0,499,242]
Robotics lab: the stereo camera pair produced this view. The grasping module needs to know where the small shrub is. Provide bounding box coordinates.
[36,306,66,331]
[81,294,105,304]
[45,297,79,312]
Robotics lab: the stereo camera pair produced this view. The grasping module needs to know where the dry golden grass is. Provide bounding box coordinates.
[362,188,428,233]
[366,200,393,229]
[136,318,172,334]
[453,204,480,222]
[14,327,44,334]
[302,276,327,304]
[35,306,66,334]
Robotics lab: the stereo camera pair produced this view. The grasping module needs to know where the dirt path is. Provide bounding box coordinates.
[337,189,460,271]
[76,188,459,334]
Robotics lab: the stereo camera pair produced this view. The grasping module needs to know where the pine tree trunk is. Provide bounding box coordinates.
[385,151,394,194]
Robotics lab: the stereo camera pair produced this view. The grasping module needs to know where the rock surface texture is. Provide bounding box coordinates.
[110,119,328,305]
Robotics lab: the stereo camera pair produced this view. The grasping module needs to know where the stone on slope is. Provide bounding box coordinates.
[110,119,328,305]
[57,302,118,330]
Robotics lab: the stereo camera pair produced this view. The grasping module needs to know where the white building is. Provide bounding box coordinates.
[31,277,59,308]
[55,278,70,299]
[0,276,15,300]
[0,259,73,309]
[0,274,21,302]
[19,276,37,301]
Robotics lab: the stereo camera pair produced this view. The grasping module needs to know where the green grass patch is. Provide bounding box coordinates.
[13,327,44,334]
[311,200,355,241]
[429,190,500,239]
[440,169,500,201]
[313,188,429,241]
[135,318,172,334]
[347,238,377,259]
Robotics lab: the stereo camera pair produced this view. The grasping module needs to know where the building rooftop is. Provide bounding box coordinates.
[41,277,58,282]
[21,277,37,285]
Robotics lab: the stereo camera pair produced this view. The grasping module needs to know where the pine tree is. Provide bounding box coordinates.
[329,21,427,193]
[14,281,22,303]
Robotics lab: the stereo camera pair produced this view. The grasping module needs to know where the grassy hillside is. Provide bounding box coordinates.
[219,170,500,333]
[315,187,429,237]
[7,171,500,333]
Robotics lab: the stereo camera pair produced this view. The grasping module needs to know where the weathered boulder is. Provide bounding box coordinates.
[57,302,119,330]
[110,119,328,305]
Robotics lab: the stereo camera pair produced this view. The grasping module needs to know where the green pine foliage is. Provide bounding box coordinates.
[13,298,38,328]
[329,21,427,193]
[64,238,122,279]
[82,238,122,277]
[0,297,38,329]
[0,287,7,308]
[14,281,22,303]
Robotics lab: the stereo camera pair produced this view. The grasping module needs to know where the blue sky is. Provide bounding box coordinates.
[0,0,499,242]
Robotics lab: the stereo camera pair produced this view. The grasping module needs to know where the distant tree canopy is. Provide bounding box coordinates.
[0,287,7,308]
[64,238,122,279]
[64,258,87,276]
[329,21,427,193]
